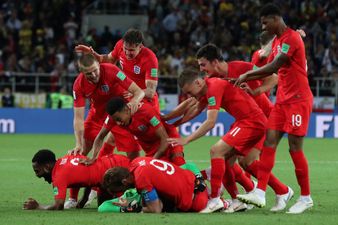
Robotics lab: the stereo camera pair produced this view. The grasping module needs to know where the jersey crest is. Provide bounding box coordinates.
[101,84,110,93]
[134,65,141,74]
[138,124,148,132]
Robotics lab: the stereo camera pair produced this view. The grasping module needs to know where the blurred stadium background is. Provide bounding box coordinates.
[0,0,337,137]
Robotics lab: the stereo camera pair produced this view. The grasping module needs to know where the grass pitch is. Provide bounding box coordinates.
[0,134,337,225]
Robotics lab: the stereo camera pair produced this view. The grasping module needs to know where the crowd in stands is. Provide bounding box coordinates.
[0,0,337,95]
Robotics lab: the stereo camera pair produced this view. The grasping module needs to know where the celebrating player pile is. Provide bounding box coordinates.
[24,3,314,214]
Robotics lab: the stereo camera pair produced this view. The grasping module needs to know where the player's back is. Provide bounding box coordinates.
[127,102,179,145]
[227,61,273,116]
[205,77,266,123]
[53,154,130,187]
[131,157,195,211]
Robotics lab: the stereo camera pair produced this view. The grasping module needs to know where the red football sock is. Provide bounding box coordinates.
[290,150,310,195]
[245,171,251,179]
[222,161,238,199]
[69,188,79,201]
[171,155,186,166]
[98,143,115,158]
[200,169,208,180]
[246,160,288,195]
[232,163,254,192]
[210,158,225,198]
[257,146,276,191]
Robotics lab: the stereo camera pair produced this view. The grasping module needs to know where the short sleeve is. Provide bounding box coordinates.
[280,33,299,58]
[144,50,158,81]
[73,77,86,107]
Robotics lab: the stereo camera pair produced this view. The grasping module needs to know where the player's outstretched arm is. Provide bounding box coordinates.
[241,73,278,96]
[161,97,198,121]
[153,126,170,159]
[75,44,118,64]
[172,100,206,126]
[142,199,163,213]
[73,106,85,155]
[23,198,64,210]
[127,83,145,115]
[168,109,218,146]
[80,126,110,166]
[234,53,288,87]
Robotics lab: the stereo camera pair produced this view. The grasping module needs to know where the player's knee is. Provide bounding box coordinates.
[210,145,222,157]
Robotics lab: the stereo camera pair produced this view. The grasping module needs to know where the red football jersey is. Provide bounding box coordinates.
[52,154,130,200]
[268,28,313,104]
[110,39,158,89]
[104,102,179,156]
[227,61,273,117]
[130,157,195,211]
[73,63,133,122]
[251,49,269,68]
[204,77,265,121]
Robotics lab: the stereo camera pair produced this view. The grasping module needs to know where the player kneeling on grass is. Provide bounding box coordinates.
[23,149,130,210]
[102,157,213,213]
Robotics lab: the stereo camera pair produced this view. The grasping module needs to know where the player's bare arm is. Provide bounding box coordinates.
[79,126,110,165]
[75,45,118,64]
[168,109,218,146]
[173,100,207,126]
[72,106,85,155]
[23,198,64,210]
[241,73,278,96]
[161,97,197,121]
[142,199,163,213]
[144,80,158,99]
[152,125,170,159]
[127,83,145,115]
[235,53,289,86]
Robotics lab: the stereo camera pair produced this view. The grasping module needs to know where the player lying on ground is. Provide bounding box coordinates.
[23,149,130,210]
[102,157,213,213]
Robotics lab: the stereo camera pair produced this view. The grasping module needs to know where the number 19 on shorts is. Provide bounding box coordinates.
[292,114,302,127]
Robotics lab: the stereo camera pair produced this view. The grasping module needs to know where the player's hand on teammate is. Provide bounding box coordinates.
[68,147,82,156]
[113,197,142,213]
[296,29,306,38]
[75,44,94,54]
[23,198,39,210]
[167,137,188,146]
[127,102,139,115]
[123,91,133,100]
[79,157,96,166]
[233,73,248,87]
[239,82,254,95]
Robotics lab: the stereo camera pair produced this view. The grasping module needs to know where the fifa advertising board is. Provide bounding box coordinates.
[0,108,338,138]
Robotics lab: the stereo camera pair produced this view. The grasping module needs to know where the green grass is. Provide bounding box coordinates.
[0,134,337,225]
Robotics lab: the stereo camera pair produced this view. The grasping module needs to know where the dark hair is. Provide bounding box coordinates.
[32,149,56,164]
[259,31,275,45]
[123,28,144,45]
[78,53,97,67]
[178,67,201,88]
[260,3,281,17]
[196,43,223,61]
[106,97,126,115]
[102,167,130,192]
